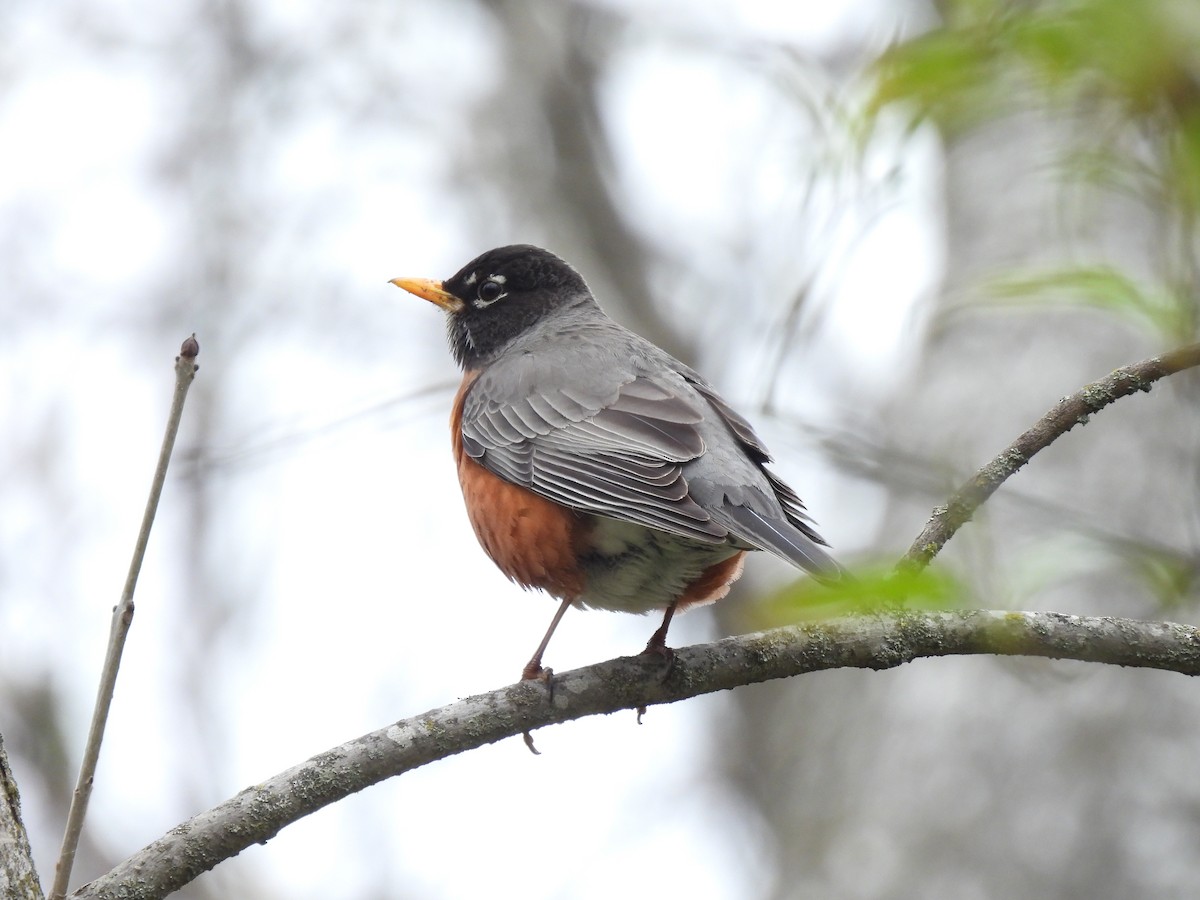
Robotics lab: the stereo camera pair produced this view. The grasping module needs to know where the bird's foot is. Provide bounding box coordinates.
[520,662,554,756]
[640,638,676,680]
[521,661,555,700]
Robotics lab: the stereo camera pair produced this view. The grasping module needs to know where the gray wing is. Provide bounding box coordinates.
[462,359,731,543]
[461,339,843,580]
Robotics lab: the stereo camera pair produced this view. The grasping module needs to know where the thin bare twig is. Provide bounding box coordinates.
[49,336,200,900]
[899,343,1200,571]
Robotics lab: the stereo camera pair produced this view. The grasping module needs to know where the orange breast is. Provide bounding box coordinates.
[677,551,746,609]
[451,372,586,600]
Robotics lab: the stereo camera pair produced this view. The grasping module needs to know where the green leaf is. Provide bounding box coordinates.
[749,565,966,628]
[871,27,1004,131]
[975,266,1191,338]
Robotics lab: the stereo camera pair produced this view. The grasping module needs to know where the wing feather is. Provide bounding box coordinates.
[497,402,541,439]
[536,452,690,503]
[462,373,728,543]
[590,408,705,457]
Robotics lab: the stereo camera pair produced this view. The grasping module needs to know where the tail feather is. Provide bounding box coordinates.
[718,505,847,584]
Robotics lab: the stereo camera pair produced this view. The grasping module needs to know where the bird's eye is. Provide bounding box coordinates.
[477,279,505,304]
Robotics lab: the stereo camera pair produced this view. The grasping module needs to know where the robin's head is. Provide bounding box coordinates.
[391,245,595,369]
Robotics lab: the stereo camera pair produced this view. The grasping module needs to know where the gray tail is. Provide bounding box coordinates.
[719,505,847,585]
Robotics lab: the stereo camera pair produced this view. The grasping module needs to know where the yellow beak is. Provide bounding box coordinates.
[389,277,465,313]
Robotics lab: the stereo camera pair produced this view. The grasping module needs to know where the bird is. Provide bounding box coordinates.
[391,245,842,682]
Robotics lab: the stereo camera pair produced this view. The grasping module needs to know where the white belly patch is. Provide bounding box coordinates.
[575,517,742,613]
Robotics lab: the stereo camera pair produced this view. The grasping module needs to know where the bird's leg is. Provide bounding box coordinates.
[522,596,572,683]
[636,602,679,723]
[643,601,677,660]
[521,597,573,756]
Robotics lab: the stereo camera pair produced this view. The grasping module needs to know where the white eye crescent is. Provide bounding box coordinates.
[475,277,507,307]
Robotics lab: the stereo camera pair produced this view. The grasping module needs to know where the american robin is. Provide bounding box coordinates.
[392,245,842,681]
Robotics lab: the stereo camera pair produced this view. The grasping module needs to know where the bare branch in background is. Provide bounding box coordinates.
[901,342,1200,572]
[475,1,690,358]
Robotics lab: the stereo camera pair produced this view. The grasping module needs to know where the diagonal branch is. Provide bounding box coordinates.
[900,342,1200,571]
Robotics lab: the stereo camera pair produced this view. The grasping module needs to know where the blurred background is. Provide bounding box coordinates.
[2,0,1199,897]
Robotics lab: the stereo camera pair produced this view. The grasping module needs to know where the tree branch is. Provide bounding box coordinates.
[70,341,1200,899]
[73,610,1200,900]
[900,342,1200,571]
[0,733,42,900]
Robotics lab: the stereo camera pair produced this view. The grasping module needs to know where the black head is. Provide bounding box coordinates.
[392,245,596,369]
